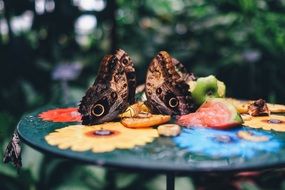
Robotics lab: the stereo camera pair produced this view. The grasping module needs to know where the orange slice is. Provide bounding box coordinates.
[121,115,171,128]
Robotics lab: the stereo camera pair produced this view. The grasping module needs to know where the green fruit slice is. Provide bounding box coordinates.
[177,98,243,129]
[189,75,227,106]
[217,80,226,97]
[190,75,219,105]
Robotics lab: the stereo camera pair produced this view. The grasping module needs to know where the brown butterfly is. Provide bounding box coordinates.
[78,49,136,125]
[3,131,22,169]
[145,51,195,116]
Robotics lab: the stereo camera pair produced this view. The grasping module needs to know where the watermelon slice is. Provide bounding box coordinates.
[176,98,243,129]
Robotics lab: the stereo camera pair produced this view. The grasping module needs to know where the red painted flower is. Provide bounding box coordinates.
[39,107,81,122]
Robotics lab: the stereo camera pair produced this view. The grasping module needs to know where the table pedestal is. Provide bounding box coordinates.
[167,173,175,190]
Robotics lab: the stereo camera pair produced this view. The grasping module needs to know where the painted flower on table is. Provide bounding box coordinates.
[45,122,158,153]
[243,114,285,132]
[39,107,81,122]
[173,127,282,158]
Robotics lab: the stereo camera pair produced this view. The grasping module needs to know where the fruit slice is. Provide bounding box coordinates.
[224,98,285,114]
[189,75,226,106]
[119,102,150,118]
[217,80,226,97]
[224,98,251,114]
[267,103,285,113]
[121,115,171,128]
[176,98,243,129]
[157,124,181,137]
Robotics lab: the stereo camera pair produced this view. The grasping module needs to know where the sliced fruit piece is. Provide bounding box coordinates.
[241,114,252,121]
[225,98,285,114]
[189,75,226,106]
[121,115,171,128]
[176,98,243,129]
[217,80,226,97]
[190,75,219,106]
[224,98,252,114]
[267,103,285,113]
[157,124,181,137]
[119,102,150,118]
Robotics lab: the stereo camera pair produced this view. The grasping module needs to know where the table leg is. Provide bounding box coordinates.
[166,172,175,190]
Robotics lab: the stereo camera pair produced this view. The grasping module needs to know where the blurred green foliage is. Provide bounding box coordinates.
[1,0,285,189]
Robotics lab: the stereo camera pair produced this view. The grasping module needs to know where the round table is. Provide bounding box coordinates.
[17,105,285,190]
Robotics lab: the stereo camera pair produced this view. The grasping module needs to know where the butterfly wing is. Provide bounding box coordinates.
[79,55,129,125]
[145,51,194,115]
[3,131,22,168]
[114,49,136,104]
[172,57,196,83]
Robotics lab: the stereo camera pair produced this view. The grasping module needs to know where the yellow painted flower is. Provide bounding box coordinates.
[243,114,285,132]
[45,122,158,153]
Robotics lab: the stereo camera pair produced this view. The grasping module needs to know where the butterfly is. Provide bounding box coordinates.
[3,131,22,169]
[145,51,195,116]
[78,49,136,125]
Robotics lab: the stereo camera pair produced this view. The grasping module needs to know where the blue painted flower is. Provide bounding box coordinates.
[173,127,282,158]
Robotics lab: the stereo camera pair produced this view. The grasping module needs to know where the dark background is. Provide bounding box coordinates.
[1,0,285,189]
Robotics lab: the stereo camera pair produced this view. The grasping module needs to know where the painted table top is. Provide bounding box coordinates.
[17,105,285,174]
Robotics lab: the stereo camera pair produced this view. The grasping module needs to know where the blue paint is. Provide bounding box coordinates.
[173,126,282,158]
